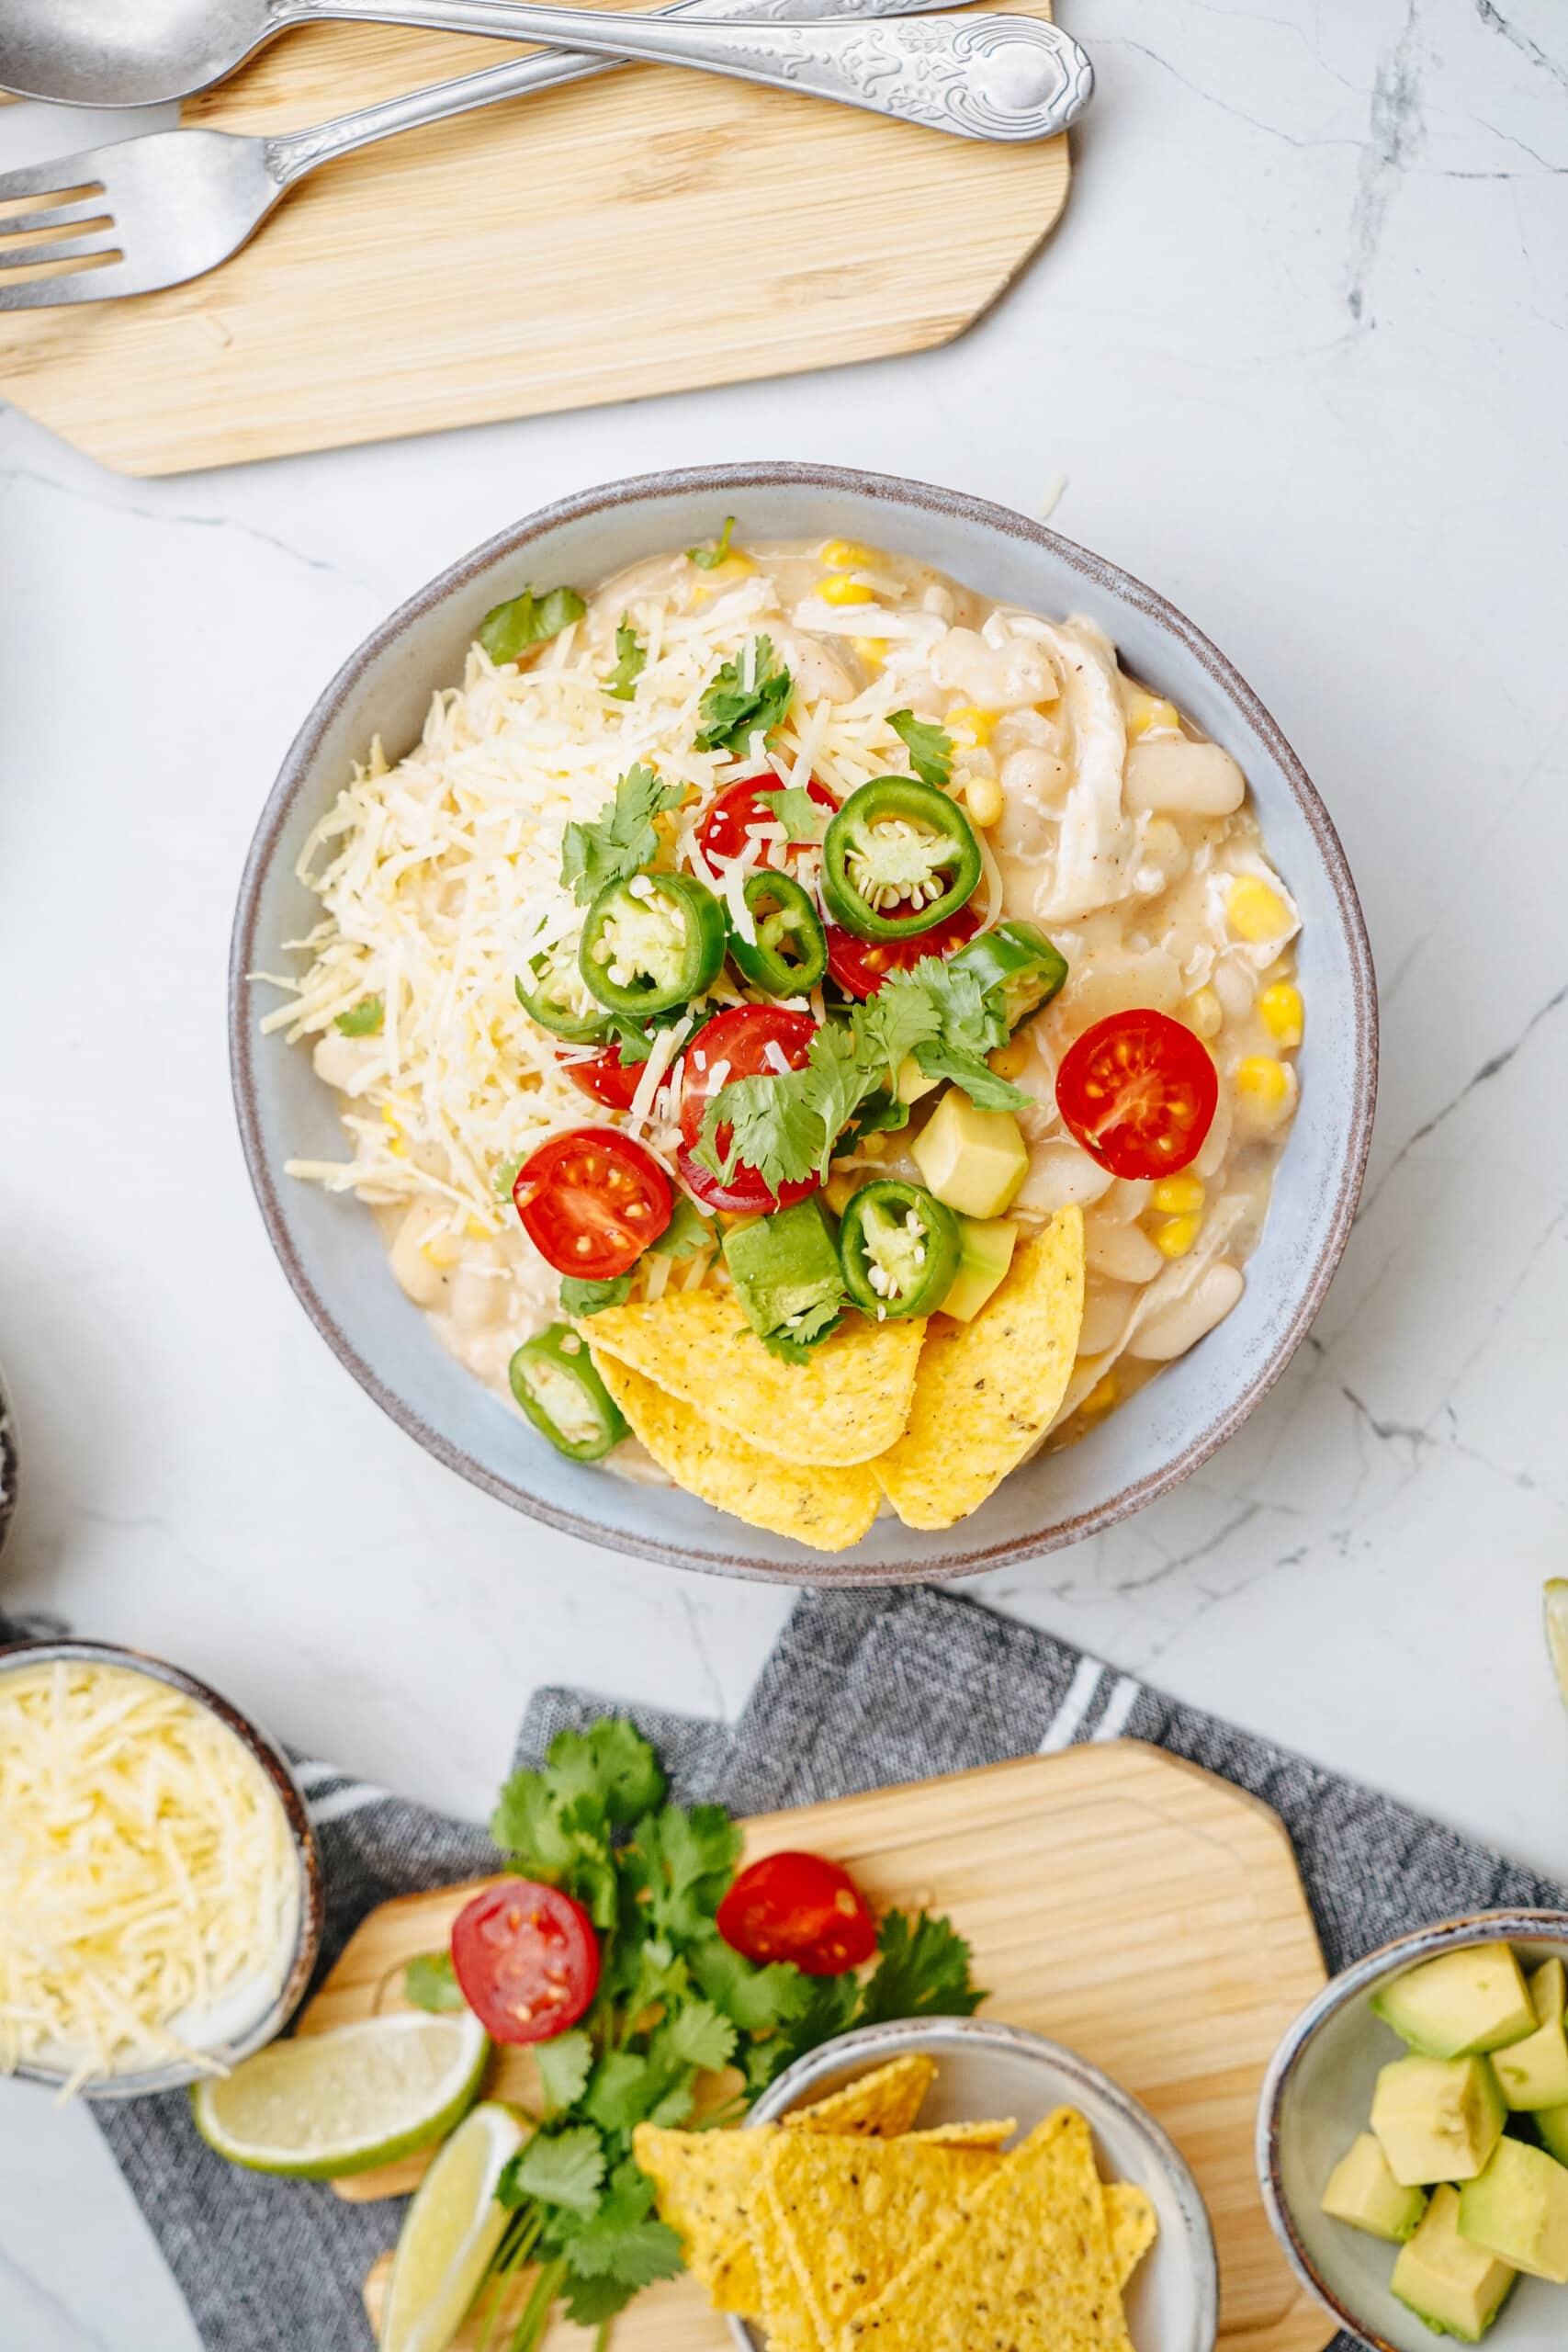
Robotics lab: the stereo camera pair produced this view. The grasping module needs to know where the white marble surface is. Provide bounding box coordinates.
[2,0,1566,2341]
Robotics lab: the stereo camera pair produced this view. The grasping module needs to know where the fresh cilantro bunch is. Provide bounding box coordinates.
[560,764,691,906]
[411,1721,981,2351]
[694,638,794,755]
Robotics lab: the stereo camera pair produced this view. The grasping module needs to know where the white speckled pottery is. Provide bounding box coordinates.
[230,463,1377,1584]
[1259,1910,1568,2352]
[738,2015,1218,2352]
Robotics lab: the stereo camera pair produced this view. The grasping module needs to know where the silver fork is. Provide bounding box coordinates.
[0,7,1093,311]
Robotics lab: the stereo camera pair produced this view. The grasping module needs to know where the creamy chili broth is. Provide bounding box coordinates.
[279,537,1303,1463]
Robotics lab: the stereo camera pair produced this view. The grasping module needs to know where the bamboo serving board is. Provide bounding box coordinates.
[297,1742,1334,2352]
[0,5,1070,477]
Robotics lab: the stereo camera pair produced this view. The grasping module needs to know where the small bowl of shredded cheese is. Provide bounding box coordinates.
[0,1640,322,2098]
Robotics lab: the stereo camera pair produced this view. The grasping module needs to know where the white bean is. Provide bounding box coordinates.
[1213,956,1258,1022]
[389,1200,454,1309]
[448,1261,508,1334]
[1078,1278,1136,1357]
[1125,1261,1245,1361]
[1053,949,1183,1033]
[311,1030,377,1092]
[1194,1091,1233,1179]
[998,745,1072,812]
[1084,1219,1165,1284]
[1125,739,1246,817]
[1013,1140,1115,1215]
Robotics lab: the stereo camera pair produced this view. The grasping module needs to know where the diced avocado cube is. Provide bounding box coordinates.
[1538,2105,1568,2165]
[1530,1959,1566,2027]
[722,1196,841,1346]
[896,1055,941,1107]
[1494,2006,1568,2110]
[911,1090,1029,1220]
[1320,2133,1427,2243]
[938,1217,1020,1323]
[1392,2185,1517,2343]
[1372,1945,1537,2060]
[1371,2054,1506,2186]
[1458,2135,1568,2282]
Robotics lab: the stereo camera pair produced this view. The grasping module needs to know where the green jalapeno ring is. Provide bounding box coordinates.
[579,870,727,1017]
[728,870,829,997]
[509,1325,627,1462]
[839,1179,962,1319]
[514,939,611,1044]
[821,775,983,943]
[949,920,1069,1030]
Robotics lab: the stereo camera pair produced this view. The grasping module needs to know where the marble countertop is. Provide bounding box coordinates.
[3,0,1565,2341]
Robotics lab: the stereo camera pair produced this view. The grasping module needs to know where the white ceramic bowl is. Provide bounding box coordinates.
[1259,1910,1568,2352]
[231,463,1377,1584]
[737,2015,1218,2352]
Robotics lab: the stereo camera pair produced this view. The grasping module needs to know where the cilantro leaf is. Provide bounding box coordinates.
[761,1297,845,1363]
[544,1720,668,1828]
[333,994,383,1037]
[690,1933,808,2033]
[569,2219,684,2290]
[585,2052,669,2135]
[509,2125,607,2216]
[850,977,942,1091]
[686,516,737,571]
[698,1023,874,1193]
[695,638,794,755]
[479,584,585,666]
[637,1804,743,1944]
[889,708,953,790]
[402,1951,464,2014]
[493,1149,526,1202]
[879,957,1032,1113]
[560,764,690,907]
[657,1997,737,2075]
[605,617,647,702]
[654,1194,716,1261]
[755,785,830,844]
[913,1043,1031,1112]
[560,1272,633,1317]
[560,2272,639,2329]
[856,1908,986,2026]
[534,2029,594,2114]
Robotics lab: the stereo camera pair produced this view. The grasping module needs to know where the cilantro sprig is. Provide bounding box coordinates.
[694,637,794,755]
[755,784,830,844]
[686,516,737,571]
[333,994,383,1037]
[560,764,691,906]
[479,585,586,667]
[605,619,647,703]
[889,708,954,791]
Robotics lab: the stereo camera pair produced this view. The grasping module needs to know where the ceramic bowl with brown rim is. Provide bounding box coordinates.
[229,463,1376,1586]
[1258,1911,1568,2352]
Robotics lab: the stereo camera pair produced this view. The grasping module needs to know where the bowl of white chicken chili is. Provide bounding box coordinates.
[231,465,1375,1582]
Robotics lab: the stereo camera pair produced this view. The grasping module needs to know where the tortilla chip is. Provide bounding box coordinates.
[631,2122,771,2314]
[750,2183,825,2352]
[874,1210,1086,1532]
[593,1356,880,1552]
[784,2053,937,2139]
[1105,2181,1158,2284]
[845,2108,1134,2352]
[585,1292,924,1465]
[906,2117,1016,2149]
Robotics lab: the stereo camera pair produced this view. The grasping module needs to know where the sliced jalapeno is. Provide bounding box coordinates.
[579,871,726,1017]
[509,1325,627,1461]
[728,871,829,997]
[949,921,1068,1029]
[821,775,983,942]
[839,1180,961,1318]
[515,935,609,1043]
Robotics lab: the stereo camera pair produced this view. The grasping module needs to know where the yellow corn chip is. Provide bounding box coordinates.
[784,2053,937,2139]
[592,1356,880,1552]
[1105,2181,1159,2284]
[750,2182,824,2352]
[874,1211,1086,1532]
[845,2108,1135,2352]
[906,2117,1016,2149]
[631,2122,772,2314]
[585,1292,924,1465]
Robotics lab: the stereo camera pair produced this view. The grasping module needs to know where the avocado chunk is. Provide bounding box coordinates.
[1530,1958,1566,2027]
[722,1196,843,1353]
[1537,2105,1568,2165]
[1392,2185,1516,2343]
[911,1090,1029,1219]
[1372,1946,1537,2059]
[1371,2054,1506,2186]
[1493,2003,1568,2111]
[1320,2132,1427,2243]
[939,1217,1020,1323]
[1458,2134,1568,2282]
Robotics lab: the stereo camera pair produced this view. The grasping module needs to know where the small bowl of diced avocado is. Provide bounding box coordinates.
[1258,1913,1568,2352]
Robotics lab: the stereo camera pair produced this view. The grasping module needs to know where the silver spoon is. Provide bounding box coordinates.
[0,0,1091,114]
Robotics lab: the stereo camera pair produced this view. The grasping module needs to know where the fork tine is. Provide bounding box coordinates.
[0,258,133,312]
[0,198,114,240]
[0,233,118,276]
[0,155,105,205]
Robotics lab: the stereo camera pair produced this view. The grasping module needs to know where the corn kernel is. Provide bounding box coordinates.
[820,538,874,571]
[1127,691,1181,740]
[1227,876,1291,943]
[825,1172,859,1215]
[965,773,1005,828]
[817,575,874,606]
[852,638,887,669]
[1153,1214,1202,1260]
[421,1231,463,1269]
[1082,1373,1119,1415]
[1152,1173,1205,1216]
[989,1036,1032,1081]
[946,704,998,749]
[1184,987,1223,1040]
[1258,981,1304,1049]
[465,1216,491,1241]
[1235,1056,1296,1121]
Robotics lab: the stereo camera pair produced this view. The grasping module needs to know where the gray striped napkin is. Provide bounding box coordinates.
[95,1586,1566,2352]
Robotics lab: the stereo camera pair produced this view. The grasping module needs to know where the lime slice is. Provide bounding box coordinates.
[381,2102,527,2352]
[1546,1580,1568,1707]
[192,2009,489,2178]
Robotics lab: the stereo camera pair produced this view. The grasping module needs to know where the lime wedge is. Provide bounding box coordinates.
[192,2010,489,2178]
[381,2102,527,2352]
[1546,1580,1568,1707]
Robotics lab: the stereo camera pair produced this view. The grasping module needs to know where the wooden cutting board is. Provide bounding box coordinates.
[0,4,1070,477]
[296,1741,1334,2352]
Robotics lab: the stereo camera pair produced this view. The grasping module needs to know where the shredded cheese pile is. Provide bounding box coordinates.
[0,1661,299,2093]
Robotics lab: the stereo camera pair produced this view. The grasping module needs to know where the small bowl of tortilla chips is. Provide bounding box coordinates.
[633,2018,1218,2352]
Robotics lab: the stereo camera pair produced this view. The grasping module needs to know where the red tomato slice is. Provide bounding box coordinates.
[716,1851,877,1977]
[824,904,982,1000]
[560,1044,643,1112]
[450,1881,601,2045]
[696,774,836,867]
[678,1005,820,1214]
[1055,1008,1219,1180]
[513,1126,672,1278]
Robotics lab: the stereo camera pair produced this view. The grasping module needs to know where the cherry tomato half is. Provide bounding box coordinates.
[696,774,836,868]
[716,1851,877,1977]
[1055,1008,1219,1181]
[513,1126,672,1278]
[450,1880,601,2044]
[560,1043,643,1112]
[678,1005,820,1215]
[824,903,981,1000]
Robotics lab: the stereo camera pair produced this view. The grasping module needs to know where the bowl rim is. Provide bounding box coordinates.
[229,459,1379,1585]
[0,1634,324,2098]
[734,2012,1220,2352]
[1256,1907,1568,2352]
